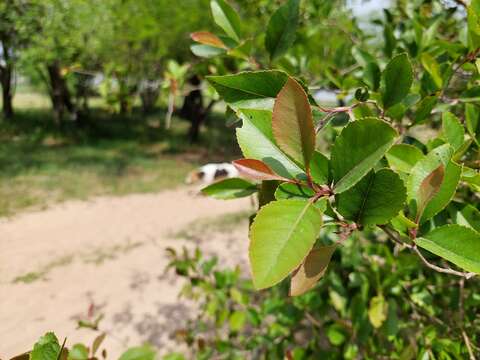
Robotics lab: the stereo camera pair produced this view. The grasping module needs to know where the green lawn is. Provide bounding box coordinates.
[0,93,240,217]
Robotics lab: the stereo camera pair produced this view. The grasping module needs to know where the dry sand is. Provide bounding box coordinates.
[0,188,252,359]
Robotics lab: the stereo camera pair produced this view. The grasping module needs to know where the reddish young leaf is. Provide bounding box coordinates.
[290,245,336,296]
[233,158,288,181]
[416,164,445,222]
[190,31,227,49]
[272,77,315,170]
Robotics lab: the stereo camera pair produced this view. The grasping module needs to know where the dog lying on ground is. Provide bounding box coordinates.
[185,163,239,185]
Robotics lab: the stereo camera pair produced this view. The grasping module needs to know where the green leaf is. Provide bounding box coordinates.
[327,324,347,346]
[249,199,323,289]
[290,245,336,296]
[451,203,480,232]
[421,53,443,88]
[232,158,288,181]
[442,112,465,152]
[201,178,257,199]
[272,77,315,169]
[207,70,288,110]
[466,103,479,139]
[68,344,88,360]
[416,225,480,273]
[364,62,381,91]
[210,0,242,42]
[414,96,437,124]
[336,169,406,226]
[368,295,388,329]
[381,53,413,109]
[420,161,461,223]
[30,333,61,360]
[310,151,330,185]
[386,144,424,173]
[331,118,397,193]
[119,345,156,360]
[468,0,480,50]
[275,182,314,200]
[265,0,300,61]
[229,311,247,331]
[237,109,304,178]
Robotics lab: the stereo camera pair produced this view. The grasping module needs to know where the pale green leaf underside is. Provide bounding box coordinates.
[249,199,323,289]
[201,178,257,199]
[416,225,480,273]
[331,118,397,194]
[237,109,304,179]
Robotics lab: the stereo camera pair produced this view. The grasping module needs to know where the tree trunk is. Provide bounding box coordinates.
[0,64,14,120]
[140,82,160,114]
[47,62,75,124]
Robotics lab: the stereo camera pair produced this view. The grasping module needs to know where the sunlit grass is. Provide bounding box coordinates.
[0,92,241,217]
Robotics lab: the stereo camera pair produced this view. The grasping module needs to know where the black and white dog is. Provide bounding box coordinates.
[185,163,239,185]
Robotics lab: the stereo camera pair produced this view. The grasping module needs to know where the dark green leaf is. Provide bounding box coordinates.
[331,118,398,193]
[265,0,300,61]
[381,53,414,109]
[207,71,288,110]
[336,169,406,226]
[210,0,242,42]
[414,96,437,124]
[310,151,330,185]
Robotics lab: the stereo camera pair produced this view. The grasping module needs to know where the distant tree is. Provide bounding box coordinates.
[0,0,41,119]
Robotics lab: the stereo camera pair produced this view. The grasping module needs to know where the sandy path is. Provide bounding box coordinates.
[0,188,251,359]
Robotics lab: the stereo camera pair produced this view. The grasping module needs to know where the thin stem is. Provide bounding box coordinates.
[379,226,477,279]
[462,329,476,360]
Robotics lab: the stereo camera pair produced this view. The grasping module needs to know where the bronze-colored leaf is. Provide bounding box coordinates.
[272,77,315,170]
[290,245,336,296]
[190,31,227,49]
[416,164,445,222]
[233,158,288,181]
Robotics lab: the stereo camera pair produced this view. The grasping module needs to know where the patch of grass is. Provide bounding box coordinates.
[13,255,74,283]
[82,240,143,265]
[0,99,241,217]
[173,210,252,241]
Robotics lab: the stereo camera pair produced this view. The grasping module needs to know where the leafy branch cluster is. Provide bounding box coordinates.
[195,0,480,296]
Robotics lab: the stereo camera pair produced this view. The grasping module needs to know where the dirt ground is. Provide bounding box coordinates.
[0,188,252,359]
